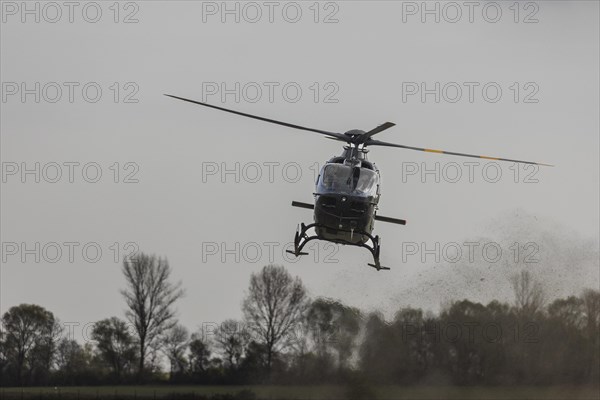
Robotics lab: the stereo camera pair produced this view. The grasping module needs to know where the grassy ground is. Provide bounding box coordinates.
[1,385,599,400]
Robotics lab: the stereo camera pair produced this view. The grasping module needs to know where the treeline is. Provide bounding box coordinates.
[1,254,598,387]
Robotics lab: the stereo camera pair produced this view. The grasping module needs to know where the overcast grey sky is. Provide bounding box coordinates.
[1,1,598,336]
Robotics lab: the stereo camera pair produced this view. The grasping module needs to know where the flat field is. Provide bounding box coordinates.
[1,385,599,400]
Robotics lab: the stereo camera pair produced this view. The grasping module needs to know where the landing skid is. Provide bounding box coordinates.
[285,223,390,271]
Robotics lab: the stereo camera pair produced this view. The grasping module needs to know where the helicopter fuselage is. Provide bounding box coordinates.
[312,147,381,245]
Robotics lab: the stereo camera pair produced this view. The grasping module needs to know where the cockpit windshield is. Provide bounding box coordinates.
[318,164,378,195]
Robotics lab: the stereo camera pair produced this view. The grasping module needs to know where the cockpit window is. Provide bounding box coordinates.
[321,164,350,190]
[319,164,377,195]
[356,169,377,193]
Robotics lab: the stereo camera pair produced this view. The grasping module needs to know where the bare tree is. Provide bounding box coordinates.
[306,299,361,369]
[242,265,308,370]
[582,288,600,332]
[510,270,545,316]
[214,319,248,368]
[161,324,189,378]
[121,253,184,378]
[581,288,600,380]
[188,333,211,375]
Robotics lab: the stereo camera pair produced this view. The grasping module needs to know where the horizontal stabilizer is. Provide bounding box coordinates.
[292,201,405,225]
[291,201,314,210]
[375,215,407,225]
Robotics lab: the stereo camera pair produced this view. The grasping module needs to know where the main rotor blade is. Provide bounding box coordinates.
[165,94,348,141]
[359,122,396,142]
[365,139,553,166]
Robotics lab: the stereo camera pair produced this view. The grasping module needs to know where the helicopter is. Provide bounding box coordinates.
[166,94,552,270]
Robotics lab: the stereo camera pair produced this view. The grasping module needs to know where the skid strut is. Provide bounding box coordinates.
[285,223,389,271]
